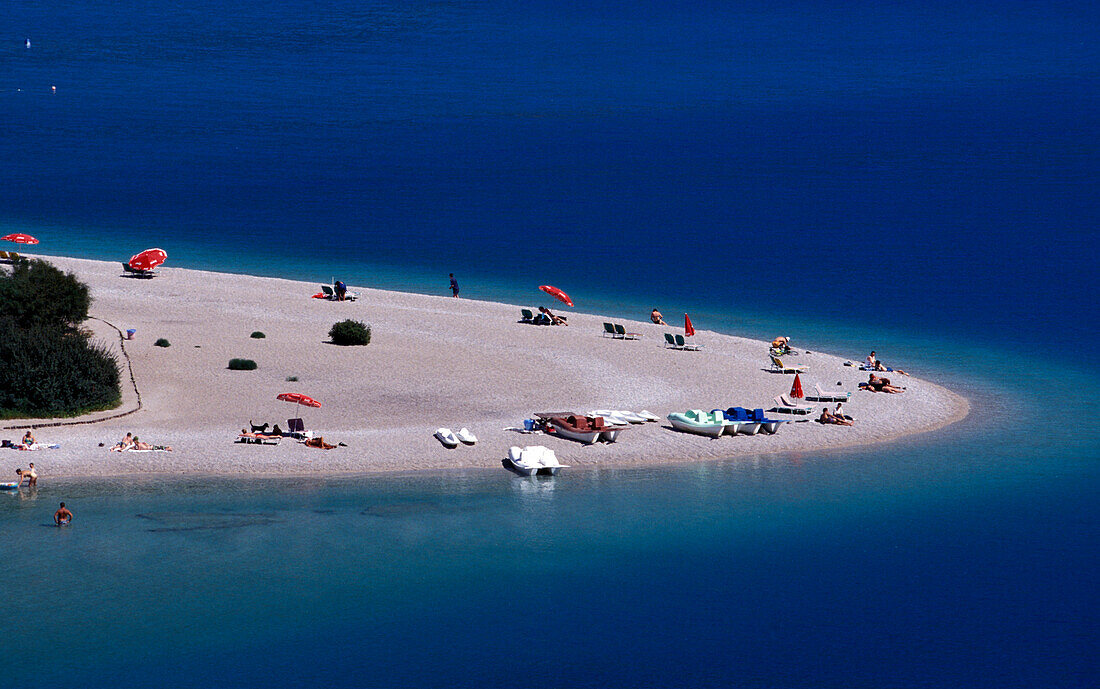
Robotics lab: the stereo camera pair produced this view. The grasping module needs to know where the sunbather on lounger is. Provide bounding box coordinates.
[866,374,905,393]
[539,306,568,326]
[132,436,173,451]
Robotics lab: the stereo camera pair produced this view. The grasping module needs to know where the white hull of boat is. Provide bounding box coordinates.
[668,416,727,438]
[759,421,782,434]
[549,423,602,444]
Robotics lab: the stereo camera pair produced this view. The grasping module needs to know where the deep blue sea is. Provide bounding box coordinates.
[2,2,1098,687]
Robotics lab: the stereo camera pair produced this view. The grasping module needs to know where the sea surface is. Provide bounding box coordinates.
[1,1,1098,687]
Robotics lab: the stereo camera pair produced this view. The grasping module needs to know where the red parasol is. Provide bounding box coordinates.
[128,248,168,271]
[2,233,39,245]
[539,285,573,307]
[276,392,321,408]
[790,373,804,399]
[684,313,696,338]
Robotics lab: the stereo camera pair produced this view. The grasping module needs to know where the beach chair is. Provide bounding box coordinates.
[121,262,155,278]
[675,334,702,351]
[664,333,680,349]
[603,322,620,338]
[0,251,8,263]
[769,394,815,415]
[769,355,806,373]
[615,324,641,340]
[520,308,535,324]
[286,418,308,439]
[321,285,334,299]
[805,383,851,403]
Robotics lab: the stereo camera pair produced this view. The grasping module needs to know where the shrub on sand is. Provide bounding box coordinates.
[154,338,171,347]
[329,320,371,346]
[286,375,299,382]
[228,358,257,370]
[250,331,265,339]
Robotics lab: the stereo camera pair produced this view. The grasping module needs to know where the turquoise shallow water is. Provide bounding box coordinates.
[2,362,1098,688]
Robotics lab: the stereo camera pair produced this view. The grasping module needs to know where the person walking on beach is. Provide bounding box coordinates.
[449,273,459,298]
[54,502,72,526]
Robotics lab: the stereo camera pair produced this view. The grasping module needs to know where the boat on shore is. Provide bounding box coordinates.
[535,413,630,444]
[507,446,568,475]
[667,409,732,437]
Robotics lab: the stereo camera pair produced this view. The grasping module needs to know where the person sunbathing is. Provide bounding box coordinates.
[874,360,910,376]
[132,436,173,451]
[819,408,853,426]
[539,306,568,326]
[651,309,667,325]
[110,432,135,451]
[866,373,905,393]
[22,431,36,448]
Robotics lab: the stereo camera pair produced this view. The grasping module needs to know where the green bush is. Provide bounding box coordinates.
[250,331,265,339]
[0,320,120,418]
[329,319,371,346]
[154,338,171,347]
[0,258,91,330]
[285,375,299,382]
[228,358,258,370]
[0,259,121,418]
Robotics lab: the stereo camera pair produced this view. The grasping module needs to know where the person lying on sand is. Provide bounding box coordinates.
[819,408,854,426]
[110,433,135,452]
[863,374,905,393]
[132,436,172,451]
[874,360,910,376]
[54,502,72,526]
[651,308,667,325]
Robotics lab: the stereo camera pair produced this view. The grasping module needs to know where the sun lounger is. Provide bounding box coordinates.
[520,308,535,324]
[675,334,701,351]
[286,417,310,439]
[603,322,620,338]
[805,383,851,403]
[769,394,815,415]
[664,333,679,348]
[0,251,10,263]
[615,324,641,340]
[238,432,281,445]
[321,285,334,299]
[121,262,155,278]
[769,355,806,373]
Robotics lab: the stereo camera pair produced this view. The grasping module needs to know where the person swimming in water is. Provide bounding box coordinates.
[54,502,72,526]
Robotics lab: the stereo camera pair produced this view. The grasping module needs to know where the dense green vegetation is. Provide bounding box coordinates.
[250,331,265,339]
[0,259,120,418]
[228,358,258,370]
[154,338,171,347]
[329,319,371,346]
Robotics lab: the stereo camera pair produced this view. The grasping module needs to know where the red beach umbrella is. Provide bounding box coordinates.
[2,233,38,245]
[539,285,573,307]
[276,392,321,408]
[684,313,696,338]
[128,248,168,271]
[790,373,804,399]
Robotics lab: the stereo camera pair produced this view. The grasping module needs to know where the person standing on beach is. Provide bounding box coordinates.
[54,502,72,526]
[449,273,459,298]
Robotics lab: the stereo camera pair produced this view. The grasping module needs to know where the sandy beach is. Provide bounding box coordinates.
[1,256,968,478]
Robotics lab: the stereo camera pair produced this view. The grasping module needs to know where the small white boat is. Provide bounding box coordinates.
[636,410,661,422]
[455,428,477,445]
[614,410,648,424]
[667,410,730,438]
[589,410,629,426]
[434,428,459,448]
[507,446,568,476]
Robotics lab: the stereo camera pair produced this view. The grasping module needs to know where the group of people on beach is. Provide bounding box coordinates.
[820,403,854,426]
[533,306,567,326]
[109,432,172,452]
[14,462,37,486]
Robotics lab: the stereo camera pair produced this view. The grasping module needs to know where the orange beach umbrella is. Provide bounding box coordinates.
[790,373,804,399]
[539,285,573,307]
[276,392,321,408]
[128,248,168,271]
[1,233,38,244]
[684,313,696,338]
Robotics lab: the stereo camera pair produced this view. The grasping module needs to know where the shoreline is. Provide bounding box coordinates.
[2,255,970,479]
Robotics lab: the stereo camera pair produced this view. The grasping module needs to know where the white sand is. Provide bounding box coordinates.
[1,256,968,478]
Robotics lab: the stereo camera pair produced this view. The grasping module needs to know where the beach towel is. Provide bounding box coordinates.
[18,443,60,451]
[119,447,172,453]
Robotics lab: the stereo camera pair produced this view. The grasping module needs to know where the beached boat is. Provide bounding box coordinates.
[434,428,459,448]
[535,413,629,444]
[589,410,629,426]
[667,409,731,437]
[507,446,568,476]
[715,408,762,435]
[724,407,786,434]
